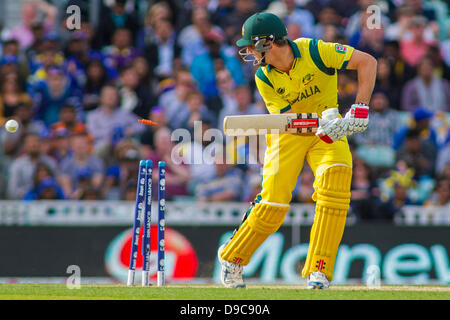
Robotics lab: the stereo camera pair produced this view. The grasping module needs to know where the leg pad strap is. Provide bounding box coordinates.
[220,202,289,265]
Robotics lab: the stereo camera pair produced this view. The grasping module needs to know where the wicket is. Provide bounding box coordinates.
[127,160,166,287]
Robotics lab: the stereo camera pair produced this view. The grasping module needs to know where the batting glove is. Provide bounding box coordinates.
[344,103,369,135]
[316,117,349,143]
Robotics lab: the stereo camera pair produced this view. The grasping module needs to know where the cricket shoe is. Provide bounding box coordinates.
[307,271,330,290]
[217,244,246,288]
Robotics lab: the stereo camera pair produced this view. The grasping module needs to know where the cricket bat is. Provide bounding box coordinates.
[223,109,339,136]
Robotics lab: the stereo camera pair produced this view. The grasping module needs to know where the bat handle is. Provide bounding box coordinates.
[322,108,339,121]
[317,108,339,144]
[318,108,339,126]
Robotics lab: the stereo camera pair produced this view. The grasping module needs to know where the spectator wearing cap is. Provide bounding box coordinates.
[2,37,20,56]
[23,161,65,200]
[190,29,245,98]
[58,133,105,199]
[40,31,62,53]
[7,133,58,199]
[29,66,82,127]
[0,55,20,76]
[393,107,439,151]
[401,55,450,112]
[1,37,30,79]
[10,0,58,49]
[400,16,436,68]
[86,84,143,157]
[27,47,65,87]
[24,177,65,201]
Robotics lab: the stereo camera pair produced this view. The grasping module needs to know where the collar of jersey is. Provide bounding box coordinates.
[266,39,301,72]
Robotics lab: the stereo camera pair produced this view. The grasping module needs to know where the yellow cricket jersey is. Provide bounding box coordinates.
[255,38,354,116]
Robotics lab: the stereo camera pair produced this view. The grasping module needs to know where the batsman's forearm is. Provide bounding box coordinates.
[354,56,377,104]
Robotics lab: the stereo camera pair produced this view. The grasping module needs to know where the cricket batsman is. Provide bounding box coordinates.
[217,12,377,289]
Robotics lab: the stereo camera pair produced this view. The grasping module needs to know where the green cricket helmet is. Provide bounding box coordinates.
[236,12,288,66]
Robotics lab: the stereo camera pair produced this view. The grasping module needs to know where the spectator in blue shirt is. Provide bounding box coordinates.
[64,32,117,88]
[393,106,438,150]
[190,29,245,98]
[23,161,64,200]
[195,151,244,202]
[59,132,105,199]
[23,177,65,200]
[30,66,82,127]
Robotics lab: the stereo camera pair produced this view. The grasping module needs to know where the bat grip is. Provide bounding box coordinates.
[317,108,339,144]
[322,108,339,121]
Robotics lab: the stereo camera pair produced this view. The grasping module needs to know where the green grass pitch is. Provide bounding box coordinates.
[0,284,448,300]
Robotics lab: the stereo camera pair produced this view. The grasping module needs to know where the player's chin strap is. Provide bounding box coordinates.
[238,35,274,66]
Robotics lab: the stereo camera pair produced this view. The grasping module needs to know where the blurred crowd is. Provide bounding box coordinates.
[0,0,449,221]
